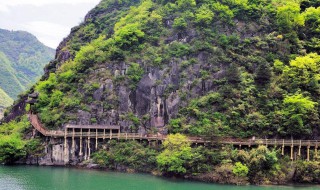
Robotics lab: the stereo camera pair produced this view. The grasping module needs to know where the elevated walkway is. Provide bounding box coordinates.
[28,113,319,161]
[28,113,319,146]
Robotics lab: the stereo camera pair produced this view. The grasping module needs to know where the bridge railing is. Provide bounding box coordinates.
[29,114,320,146]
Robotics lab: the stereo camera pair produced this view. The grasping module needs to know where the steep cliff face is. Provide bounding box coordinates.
[7,0,320,139]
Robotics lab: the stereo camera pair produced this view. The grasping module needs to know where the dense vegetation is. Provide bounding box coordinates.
[92,133,320,185]
[0,116,43,164]
[2,0,320,185]
[0,29,54,99]
[24,0,320,140]
[93,140,157,172]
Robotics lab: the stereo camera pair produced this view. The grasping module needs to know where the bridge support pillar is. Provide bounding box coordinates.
[298,140,301,157]
[79,129,83,157]
[84,139,87,160]
[95,129,98,150]
[64,128,68,164]
[71,128,75,159]
[88,130,91,159]
[307,146,310,161]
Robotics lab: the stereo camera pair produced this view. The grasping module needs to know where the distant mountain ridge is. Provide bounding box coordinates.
[0,29,55,100]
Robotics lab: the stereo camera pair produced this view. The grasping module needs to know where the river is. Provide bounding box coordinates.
[0,166,318,190]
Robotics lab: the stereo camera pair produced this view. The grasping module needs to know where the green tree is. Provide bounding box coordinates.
[126,63,144,90]
[176,0,196,9]
[281,93,317,137]
[114,23,145,50]
[254,63,272,85]
[212,2,234,23]
[157,134,193,175]
[195,4,214,25]
[0,116,30,164]
[0,136,26,163]
[226,63,241,84]
[242,146,278,183]
[276,2,304,33]
[302,7,320,33]
[173,17,187,31]
[282,53,320,93]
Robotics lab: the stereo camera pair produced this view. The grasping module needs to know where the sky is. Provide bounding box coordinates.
[0,0,101,49]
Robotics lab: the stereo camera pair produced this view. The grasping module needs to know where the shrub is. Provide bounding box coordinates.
[114,23,145,50]
[195,4,214,25]
[126,63,144,89]
[173,17,187,30]
[233,162,249,177]
[92,140,157,171]
[0,116,30,164]
[295,161,320,183]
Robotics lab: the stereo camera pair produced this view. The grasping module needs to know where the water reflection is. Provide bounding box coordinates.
[0,166,319,190]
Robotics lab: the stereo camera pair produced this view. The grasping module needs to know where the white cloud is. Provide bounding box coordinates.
[0,0,101,7]
[0,0,101,48]
[21,21,70,48]
[0,0,101,14]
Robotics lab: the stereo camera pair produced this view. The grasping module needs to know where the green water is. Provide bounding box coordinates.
[0,166,318,190]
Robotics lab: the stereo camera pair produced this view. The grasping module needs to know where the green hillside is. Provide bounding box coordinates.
[0,87,13,118]
[0,88,13,108]
[26,0,320,140]
[0,29,55,99]
[0,87,13,119]
[3,0,320,184]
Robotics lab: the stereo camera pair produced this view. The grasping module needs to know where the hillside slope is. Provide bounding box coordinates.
[8,0,320,140]
[0,88,13,109]
[2,0,320,184]
[0,88,13,118]
[0,29,55,99]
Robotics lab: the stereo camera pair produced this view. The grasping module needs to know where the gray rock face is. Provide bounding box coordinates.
[77,110,91,125]
[119,86,131,113]
[93,85,105,101]
[65,47,226,134]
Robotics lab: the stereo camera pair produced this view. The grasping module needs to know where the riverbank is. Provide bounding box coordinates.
[13,136,320,187]
[0,119,319,187]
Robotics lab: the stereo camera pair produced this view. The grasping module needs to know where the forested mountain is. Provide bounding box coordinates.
[0,29,55,99]
[18,0,319,140]
[2,0,320,184]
